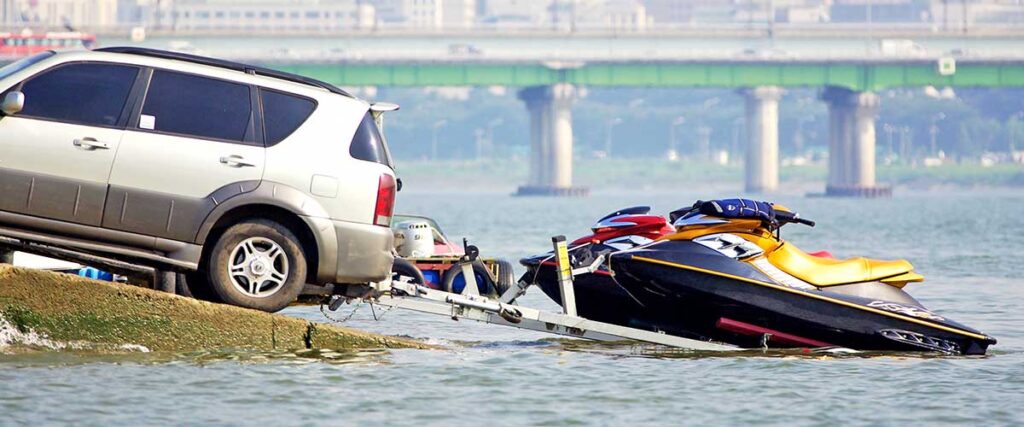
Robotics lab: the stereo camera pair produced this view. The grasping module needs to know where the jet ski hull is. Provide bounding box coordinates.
[610,241,996,355]
[521,266,646,327]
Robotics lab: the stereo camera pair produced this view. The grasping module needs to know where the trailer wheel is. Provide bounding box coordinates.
[392,258,426,285]
[205,219,307,312]
[442,261,495,295]
[493,259,516,296]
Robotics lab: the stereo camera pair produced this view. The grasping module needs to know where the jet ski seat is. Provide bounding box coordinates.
[767,242,921,287]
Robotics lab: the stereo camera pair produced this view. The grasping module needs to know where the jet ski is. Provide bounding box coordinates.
[606,199,996,355]
[519,206,674,328]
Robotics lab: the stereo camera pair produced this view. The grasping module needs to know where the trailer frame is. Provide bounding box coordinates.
[345,236,736,352]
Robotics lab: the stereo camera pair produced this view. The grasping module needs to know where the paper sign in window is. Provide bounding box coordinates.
[139,114,156,130]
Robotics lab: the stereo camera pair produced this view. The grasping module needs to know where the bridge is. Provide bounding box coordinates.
[102,33,1024,195]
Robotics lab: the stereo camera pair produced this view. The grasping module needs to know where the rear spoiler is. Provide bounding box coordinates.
[370,102,400,131]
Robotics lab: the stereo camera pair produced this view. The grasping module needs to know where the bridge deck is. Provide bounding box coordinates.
[269,60,1024,91]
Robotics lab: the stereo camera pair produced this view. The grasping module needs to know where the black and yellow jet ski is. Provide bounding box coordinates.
[607,199,996,355]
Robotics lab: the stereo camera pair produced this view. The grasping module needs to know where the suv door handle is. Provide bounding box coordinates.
[73,137,110,150]
[219,155,255,168]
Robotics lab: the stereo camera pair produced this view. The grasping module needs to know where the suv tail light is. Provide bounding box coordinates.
[374,173,396,227]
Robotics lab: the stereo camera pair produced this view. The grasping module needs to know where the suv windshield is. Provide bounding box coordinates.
[0,51,55,81]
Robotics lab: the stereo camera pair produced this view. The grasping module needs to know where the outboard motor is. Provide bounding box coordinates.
[394,220,435,258]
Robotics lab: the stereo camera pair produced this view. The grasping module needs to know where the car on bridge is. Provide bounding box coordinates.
[0,47,399,312]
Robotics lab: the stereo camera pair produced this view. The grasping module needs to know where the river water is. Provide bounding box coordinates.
[2,188,1022,426]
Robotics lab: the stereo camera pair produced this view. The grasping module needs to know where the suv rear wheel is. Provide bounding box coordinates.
[205,219,307,312]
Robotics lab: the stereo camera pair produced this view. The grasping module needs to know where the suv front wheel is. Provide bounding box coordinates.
[206,219,308,312]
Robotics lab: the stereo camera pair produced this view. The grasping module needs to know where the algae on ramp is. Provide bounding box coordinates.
[0,265,431,353]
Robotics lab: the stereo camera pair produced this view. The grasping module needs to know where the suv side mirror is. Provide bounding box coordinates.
[1,91,24,116]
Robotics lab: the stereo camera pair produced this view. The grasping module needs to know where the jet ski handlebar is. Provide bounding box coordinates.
[775,211,815,227]
[670,200,815,228]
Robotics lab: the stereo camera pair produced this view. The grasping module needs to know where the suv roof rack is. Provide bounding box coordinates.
[96,46,352,98]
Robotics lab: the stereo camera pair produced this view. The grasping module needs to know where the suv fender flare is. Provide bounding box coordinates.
[194,181,339,285]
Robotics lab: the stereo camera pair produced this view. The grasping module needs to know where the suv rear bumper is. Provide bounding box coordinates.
[305,216,393,285]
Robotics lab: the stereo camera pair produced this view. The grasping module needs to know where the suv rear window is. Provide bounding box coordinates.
[141,70,254,143]
[17,62,138,127]
[349,112,393,168]
[260,88,315,145]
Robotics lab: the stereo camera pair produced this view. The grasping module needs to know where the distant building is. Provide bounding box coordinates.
[117,0,160,27]
[369,0,402,24]
[929,0,1024,25]
[567,0,649,31]
[830,0,927,23]
[642,0,697,24]
[733,0,827,24]
[480,0,551,26]
[442,0,476,29]
[9,0,119,29]
[777,3,828,23]
[370,0,443,28]
[7,0,1024,32]
[646,0,781,25]
[1,0,18,25]
[166,0,375,31]
[404,0,442,28]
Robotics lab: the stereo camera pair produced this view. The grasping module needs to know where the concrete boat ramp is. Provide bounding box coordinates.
[0,265,430,354]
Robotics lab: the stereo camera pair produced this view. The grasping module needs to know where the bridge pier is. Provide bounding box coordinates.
[516,84,588,196]
[821,87,891,197]
[742,86,783,193]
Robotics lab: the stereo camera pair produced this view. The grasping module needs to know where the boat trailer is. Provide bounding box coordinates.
[332,236,736,352]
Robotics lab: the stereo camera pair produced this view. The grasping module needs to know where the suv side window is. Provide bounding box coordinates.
[349,112,393,168]
[260,88,316,146]
[17,62,138,127]
[141,69,254,143]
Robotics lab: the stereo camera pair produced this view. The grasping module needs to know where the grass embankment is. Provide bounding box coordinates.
[0,265,430,353]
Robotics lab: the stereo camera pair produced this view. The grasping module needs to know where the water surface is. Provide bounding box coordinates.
[2,189,1022,426]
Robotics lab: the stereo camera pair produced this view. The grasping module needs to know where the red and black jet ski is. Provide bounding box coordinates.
[605,199,996,355]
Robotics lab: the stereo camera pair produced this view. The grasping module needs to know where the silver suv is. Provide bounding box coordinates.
[0,47,398,312]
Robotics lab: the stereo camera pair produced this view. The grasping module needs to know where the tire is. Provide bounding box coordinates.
[392,257,426,285]
[442,261,495,296]
[493,259,517,296]
[175,271,223,302]
[174,272,194,298]
[154,270,176,294]
[0,249,14,264]
[205,219,307,312]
